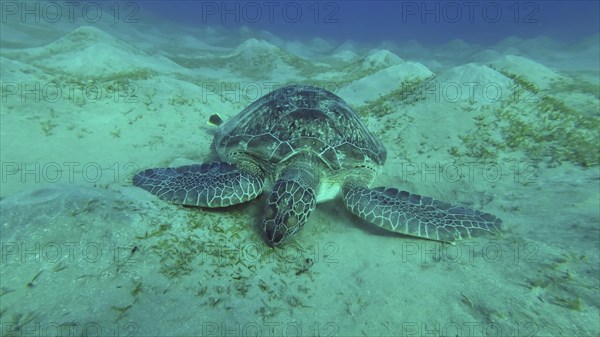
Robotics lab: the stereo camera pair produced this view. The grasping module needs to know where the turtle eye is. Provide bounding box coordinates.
[285,214,299,230]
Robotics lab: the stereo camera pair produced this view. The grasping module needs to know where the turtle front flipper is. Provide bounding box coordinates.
[133,162,263,207]
[342,184,502,242]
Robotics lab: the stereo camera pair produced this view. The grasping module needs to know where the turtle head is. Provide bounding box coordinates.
[261,172,317,246]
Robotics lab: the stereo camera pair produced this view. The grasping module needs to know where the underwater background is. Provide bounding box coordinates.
[1,1,599,336]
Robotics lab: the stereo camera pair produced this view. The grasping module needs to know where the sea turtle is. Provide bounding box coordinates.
[133,85,501,246]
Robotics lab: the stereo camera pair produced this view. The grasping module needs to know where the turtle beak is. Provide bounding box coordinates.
[264,227,286,247]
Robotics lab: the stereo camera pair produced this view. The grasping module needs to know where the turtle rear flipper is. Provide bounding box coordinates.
[207,113,224,127]
[342,185,502,242]
[133,162,263,207]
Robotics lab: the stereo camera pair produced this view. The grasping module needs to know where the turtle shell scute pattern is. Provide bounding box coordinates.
[213,85,387,171]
